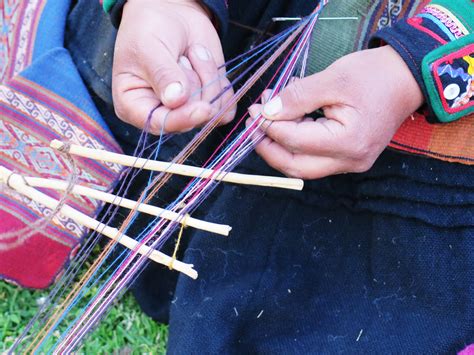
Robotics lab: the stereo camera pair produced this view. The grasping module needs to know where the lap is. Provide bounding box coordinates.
[165,150,474,354]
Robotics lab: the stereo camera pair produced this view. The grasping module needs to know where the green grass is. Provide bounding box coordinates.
[0,281,168,353]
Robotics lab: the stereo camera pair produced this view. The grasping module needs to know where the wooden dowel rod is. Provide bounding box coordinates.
[0,166,197,279]
[50,140,304,191]
[23,176,231,236]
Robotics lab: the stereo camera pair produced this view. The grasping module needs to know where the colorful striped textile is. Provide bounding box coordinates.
[308,0,474,165]
[0,0,122,288]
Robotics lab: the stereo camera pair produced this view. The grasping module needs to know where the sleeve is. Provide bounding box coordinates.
[100,0,119,13]
[369,0,474,123]
[99,0,229,35]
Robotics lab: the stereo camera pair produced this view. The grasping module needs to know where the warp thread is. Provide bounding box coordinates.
[12,7,329,350]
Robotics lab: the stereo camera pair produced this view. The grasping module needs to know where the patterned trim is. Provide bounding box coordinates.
[422,35,474,122]
[417,14,458,41]
[0,77,122,249]
[0,0,122,289]
[390,112,474,165]
[0,193,79,247]
[420,4,469,39]
[407,17,447,44]
[0,0,45,82]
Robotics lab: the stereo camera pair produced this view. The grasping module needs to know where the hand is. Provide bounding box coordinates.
[113,0,234,134]
[248,46,424,179]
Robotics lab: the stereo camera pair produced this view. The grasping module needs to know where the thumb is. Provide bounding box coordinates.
[143,42,191,109]
[261,71,335,121]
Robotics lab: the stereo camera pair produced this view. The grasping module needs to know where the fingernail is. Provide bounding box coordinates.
[164,82,184,102]
[194,44,211,61]
[263,96,283,117]
[179,56,192,70]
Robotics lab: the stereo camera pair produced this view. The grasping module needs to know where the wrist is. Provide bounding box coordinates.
[126,0,211,19]
[382,45,425,114]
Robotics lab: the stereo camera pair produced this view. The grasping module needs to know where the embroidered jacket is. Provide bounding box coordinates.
[372,0,474,123]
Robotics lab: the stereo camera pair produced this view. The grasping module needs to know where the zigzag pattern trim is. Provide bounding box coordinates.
[437,64,471,82]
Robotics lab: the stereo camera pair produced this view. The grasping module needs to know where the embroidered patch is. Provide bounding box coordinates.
[422,35,474,122]
[418,4,469,40]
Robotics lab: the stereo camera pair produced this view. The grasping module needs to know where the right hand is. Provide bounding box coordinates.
[112,0,235,134]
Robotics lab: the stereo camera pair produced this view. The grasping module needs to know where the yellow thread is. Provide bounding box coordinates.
[168,214,190,270]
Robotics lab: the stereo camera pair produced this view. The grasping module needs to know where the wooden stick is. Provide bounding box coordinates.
[0,166,197,279]
[50,140,304,191]
[23,176,231,236]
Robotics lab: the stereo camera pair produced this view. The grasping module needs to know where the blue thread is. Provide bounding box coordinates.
[438,64,471,82]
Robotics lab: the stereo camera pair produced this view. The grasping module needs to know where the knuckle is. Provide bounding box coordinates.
[288,81,306,109]
[333,71,351,92]
[327,62,352,94]
[113,101,128,121]
[283,137,299,153]
[352,158,374,173]
[199,64,218,78]
[352,141,371,161]
[151,67,178,89]
[285,164,303,179]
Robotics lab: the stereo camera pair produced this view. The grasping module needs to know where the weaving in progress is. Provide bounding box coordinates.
[1,0,474,352]
[1,1,327,351]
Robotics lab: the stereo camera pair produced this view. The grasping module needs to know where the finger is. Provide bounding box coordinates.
[247,104,272,138]
[254,138,344,179]
[141,41,190,108]
[263,119,345,155]
[248,103,263,120]
[113,75,211,135]
[218,75,236,125]
[112,73,162,131]
[179,56,202,103]
[245,117,265,144]
[150,101,212,134]
[261,90,272,104]
[261,70,337,121]
[188,44,222,113]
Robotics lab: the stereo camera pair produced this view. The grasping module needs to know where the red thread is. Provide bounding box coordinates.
[408,17,448,44]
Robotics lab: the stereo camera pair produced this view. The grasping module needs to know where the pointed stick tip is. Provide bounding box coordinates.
[50,139,63,150]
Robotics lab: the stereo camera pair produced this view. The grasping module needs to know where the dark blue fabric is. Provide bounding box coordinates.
[201,0,229,36]
[165,150,474,354]
[107,0,229,35]
[66,1,474,353]
[168,152,474,354]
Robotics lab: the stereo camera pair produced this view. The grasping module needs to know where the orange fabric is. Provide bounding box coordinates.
[390,114,474,164]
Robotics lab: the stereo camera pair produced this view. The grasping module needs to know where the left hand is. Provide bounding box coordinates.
[113,0,234,134]
[248,45,424,179]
